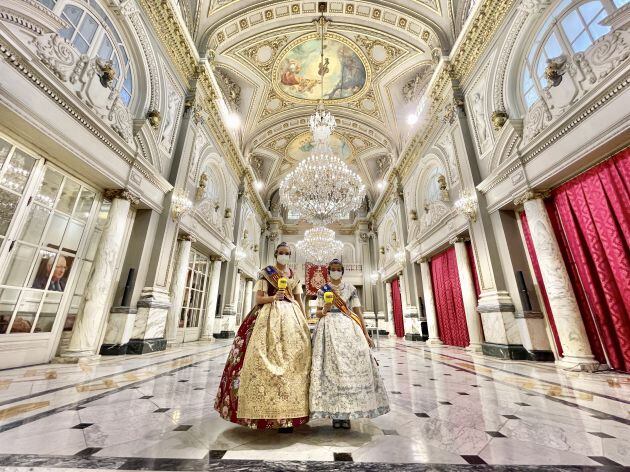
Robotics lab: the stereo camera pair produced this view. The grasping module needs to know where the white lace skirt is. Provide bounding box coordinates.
[309,312,390,420]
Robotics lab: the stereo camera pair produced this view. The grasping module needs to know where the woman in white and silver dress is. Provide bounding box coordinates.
[310,259,390,429]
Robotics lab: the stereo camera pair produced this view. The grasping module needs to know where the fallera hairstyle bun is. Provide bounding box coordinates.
[328,258,345,274]
[274,242,290,257]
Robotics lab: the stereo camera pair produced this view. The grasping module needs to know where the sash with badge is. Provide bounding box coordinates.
[321,283,363,329]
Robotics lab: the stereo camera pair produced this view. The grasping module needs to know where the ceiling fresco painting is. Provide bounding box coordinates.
[190,0,452,201]
[274,33,369,103]
[286,131,353,163]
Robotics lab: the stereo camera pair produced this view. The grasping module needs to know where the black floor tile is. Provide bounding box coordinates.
[412,384,422,387]
[486,431,507,438]
[439,401,452,405]
[461,455,487,464]
[458,392,469,395]
[333,452,353,462]
[178,380,189,383]
[415,413,429,418]
[515,402,530,406]
[173,424,193,431]
[193,387,206,390]
[588,456,623,466]
[71,423,93,429]
[396,373,403,376]
[72,406,85,411]
[140,395,154,399]
[382,429,399,435]
[588,431,615,438]
[74,447,102,456]
[154,408,170,413]
[390,391,402,394]
[502,415,520,420]
[208,450,227,459]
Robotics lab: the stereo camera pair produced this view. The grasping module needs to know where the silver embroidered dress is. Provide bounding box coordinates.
[310,282,390,420]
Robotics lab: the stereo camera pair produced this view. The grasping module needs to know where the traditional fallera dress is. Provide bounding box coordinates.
[310,282,390,420]
[214,266,311,429]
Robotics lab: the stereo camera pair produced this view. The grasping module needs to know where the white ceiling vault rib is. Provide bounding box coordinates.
[179,0,456,208]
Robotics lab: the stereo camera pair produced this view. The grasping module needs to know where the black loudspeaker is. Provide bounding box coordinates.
[121,268,136,307]
[516,271,533,311]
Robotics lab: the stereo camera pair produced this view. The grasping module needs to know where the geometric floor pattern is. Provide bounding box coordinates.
[0,338,628,470]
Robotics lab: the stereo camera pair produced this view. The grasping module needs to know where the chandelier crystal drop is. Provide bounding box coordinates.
[280,103,366,225]
[296,226,344,265]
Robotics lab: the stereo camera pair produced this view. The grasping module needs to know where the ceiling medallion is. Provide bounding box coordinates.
[296,227,343,264]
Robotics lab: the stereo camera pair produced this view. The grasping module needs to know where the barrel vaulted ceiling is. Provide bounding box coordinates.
[176,1,470,202]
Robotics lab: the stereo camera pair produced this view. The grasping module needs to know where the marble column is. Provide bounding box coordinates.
[164,235,193,346]
[243,279,254,317]
[419,258,442,346]
[385,281,394,335]
[200,257,223,340]
[520,193,598,371]
[62,189,135,360]
[453,239,484,352]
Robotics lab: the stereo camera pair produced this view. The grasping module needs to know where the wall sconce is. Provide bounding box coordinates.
[454,190,478,222]
[410,209,418,221]
[171,188,192,221]
[253,244,259,253]
[224,208,232,218]
[379,246,385,255]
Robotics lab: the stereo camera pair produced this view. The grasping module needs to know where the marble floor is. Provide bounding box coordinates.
[0,338,628,471]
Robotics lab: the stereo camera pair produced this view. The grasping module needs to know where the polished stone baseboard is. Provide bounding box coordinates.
[126,338,167,354]
[99,343,128,356]
[213,331,235,339]
[526,349,556,362]
[367,328,389,336]
[405,333,427,341]
[482,342,529,360]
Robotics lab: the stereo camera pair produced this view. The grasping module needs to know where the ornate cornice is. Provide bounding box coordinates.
[370,0,517,221]
[513,189,549,206]
[136,0,269,222]
[104,188,140,204]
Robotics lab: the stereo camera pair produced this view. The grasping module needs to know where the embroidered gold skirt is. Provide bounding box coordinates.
[236,300,311,421]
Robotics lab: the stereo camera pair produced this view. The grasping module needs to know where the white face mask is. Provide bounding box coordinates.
[276,254,290,265]
[329,270,343,281]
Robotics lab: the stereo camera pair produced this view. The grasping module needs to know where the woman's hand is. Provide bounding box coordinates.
[274,291,285,301]
[365,335,375,348]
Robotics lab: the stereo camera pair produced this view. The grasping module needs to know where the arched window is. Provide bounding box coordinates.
[37,0,134,106]
[521,0,626,109]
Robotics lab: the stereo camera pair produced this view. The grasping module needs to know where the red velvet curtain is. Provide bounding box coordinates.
[521,148,630,371]
[547,148,630,372]
[465,241,481,299]
[391,278,405,337]
[430,247,470,347]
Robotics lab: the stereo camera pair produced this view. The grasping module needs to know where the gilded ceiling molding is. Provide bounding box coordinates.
[371,0,517,222]
[136,0,269,221]
[202,0,443,53]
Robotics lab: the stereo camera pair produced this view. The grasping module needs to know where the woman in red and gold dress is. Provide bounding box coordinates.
[214,243,311,432]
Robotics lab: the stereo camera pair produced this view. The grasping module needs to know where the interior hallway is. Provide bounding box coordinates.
[0,339,628,470]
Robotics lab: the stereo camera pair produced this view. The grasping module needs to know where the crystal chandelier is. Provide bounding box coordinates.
[279,14,366,225]
[296,226,344,264]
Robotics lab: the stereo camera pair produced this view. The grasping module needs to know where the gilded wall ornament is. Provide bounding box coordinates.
[491,110,509,130]
[545,55,567,88]
[96,58,116,87]
[147,109,161,128]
